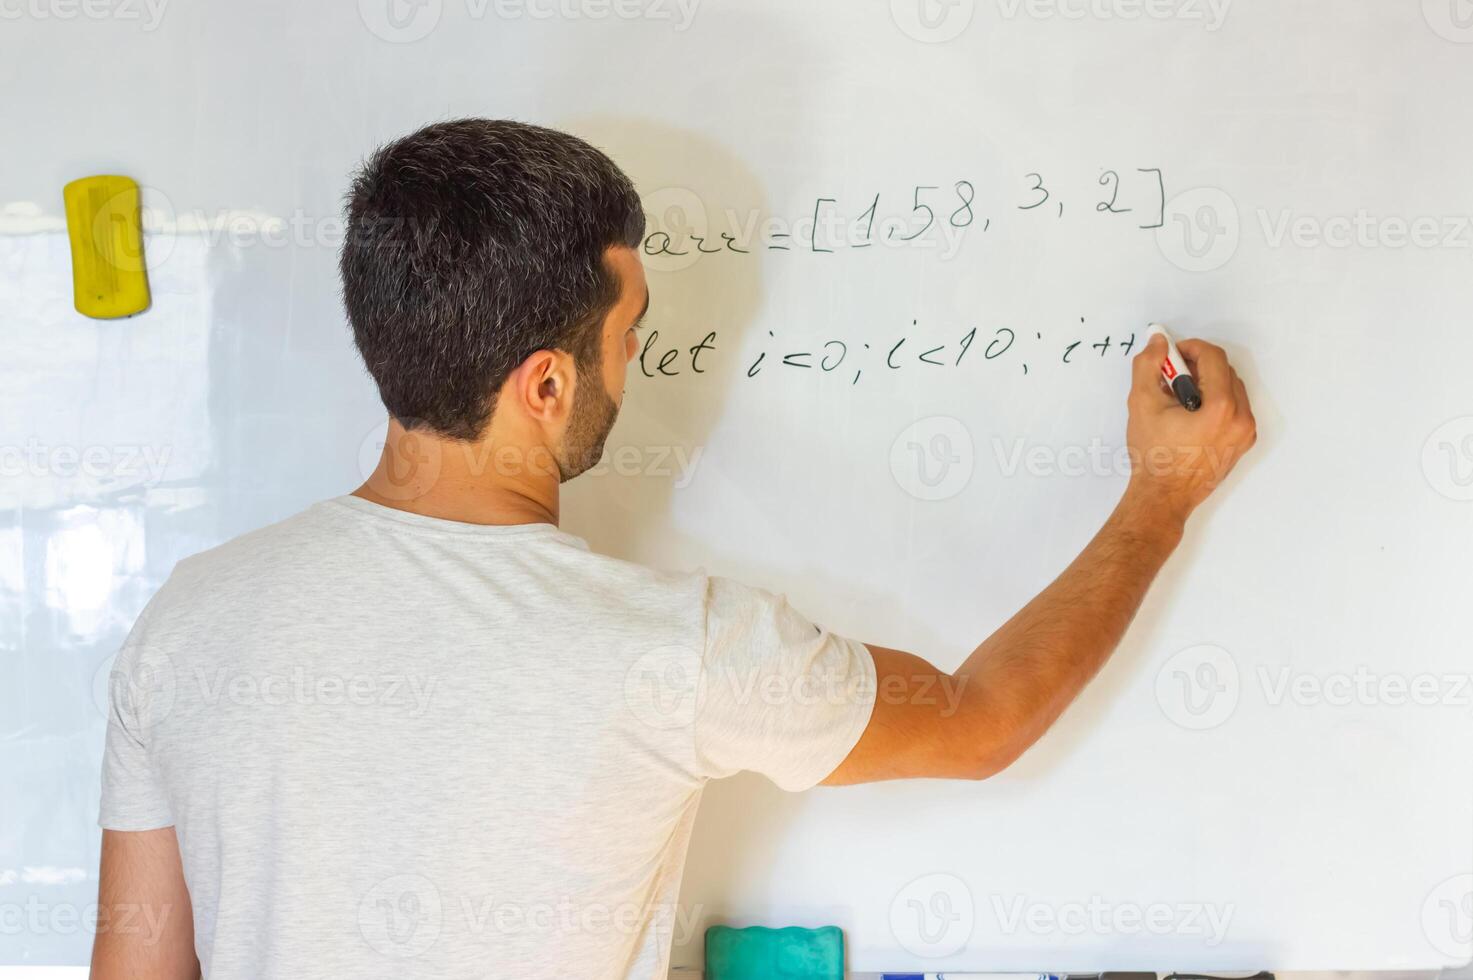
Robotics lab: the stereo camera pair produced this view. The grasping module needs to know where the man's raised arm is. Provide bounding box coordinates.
[825,334,1257,784]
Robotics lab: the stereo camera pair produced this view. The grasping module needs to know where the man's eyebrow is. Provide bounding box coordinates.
[633,291,650,327]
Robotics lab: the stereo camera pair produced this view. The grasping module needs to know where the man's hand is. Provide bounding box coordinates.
[824,334,1257,785]
[1125,333,1257,528]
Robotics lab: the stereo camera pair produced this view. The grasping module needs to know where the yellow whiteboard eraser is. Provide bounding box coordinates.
[63,175,152,319]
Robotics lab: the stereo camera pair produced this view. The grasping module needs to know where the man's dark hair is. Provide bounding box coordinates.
[340,118,645,440]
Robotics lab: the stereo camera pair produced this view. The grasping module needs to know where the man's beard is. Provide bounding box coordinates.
[555,362,619,483]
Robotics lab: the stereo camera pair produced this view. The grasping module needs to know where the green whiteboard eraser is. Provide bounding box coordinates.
[704,924,844,980]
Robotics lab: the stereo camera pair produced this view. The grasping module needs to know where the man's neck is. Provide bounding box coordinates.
[352,421,561,527]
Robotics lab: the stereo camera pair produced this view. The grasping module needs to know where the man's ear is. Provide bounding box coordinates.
[512,350,575,424]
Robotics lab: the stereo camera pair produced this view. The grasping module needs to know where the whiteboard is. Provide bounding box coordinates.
[3,0,1472,970]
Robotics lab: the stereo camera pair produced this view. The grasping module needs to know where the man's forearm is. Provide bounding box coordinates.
[955,486,1184,774]
[826,336,1253,786]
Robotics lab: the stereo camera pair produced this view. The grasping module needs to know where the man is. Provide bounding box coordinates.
[92,119,1256,979]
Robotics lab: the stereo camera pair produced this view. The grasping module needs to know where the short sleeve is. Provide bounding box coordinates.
[98,601,176,831]
[695,577,876,791]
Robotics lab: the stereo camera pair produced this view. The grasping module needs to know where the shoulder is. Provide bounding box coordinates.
[703,575,818,641]
[128,502,339,641]
[173,501,341,581]
[546,538,713,622]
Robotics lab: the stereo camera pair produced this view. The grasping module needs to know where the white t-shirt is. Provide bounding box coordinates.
[99,495,876,979]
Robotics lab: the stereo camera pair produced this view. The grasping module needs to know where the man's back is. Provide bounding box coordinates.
[100,495,876,978]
